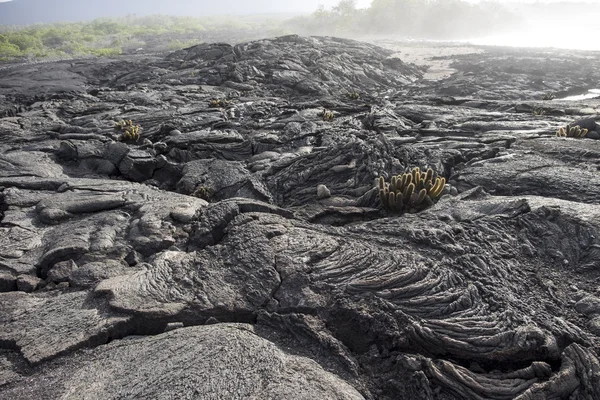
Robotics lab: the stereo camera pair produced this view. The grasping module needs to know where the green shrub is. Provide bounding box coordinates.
[0,15,283,61]
[5,32,44,52]
[91,47,122,57]
[0,40,21,57]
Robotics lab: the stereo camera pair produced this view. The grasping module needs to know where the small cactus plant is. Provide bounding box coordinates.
[209,98,232,108]
[321,109,335,122]
[556,125,588,138]
[532,107,546,116]
[542,93,556,101]
[114,120,142,142]
[192,185,215,201]
[378,167,446,214]
[348,91,360,100]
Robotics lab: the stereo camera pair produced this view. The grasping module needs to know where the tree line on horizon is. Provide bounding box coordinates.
[0,14,287,61]
[288,0,522,39]
[1,0,589,61]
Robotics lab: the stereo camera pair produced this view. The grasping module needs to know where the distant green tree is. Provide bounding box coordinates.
[331,0,359,34]
[333,0,357,17]
[41,29,66,47]
[0,35,22,58]
[368,0,423,34]
[284,0,521,38]
[0,15,288,61]
[6,32,43,52]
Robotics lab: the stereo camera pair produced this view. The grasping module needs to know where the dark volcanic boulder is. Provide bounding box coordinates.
[177,158,271,202]
[0,187,6,222]
[569,117,599,132]
[0,273,17,292]
[167,35,424,97]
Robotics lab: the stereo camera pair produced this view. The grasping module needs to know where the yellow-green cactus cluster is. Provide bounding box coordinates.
[114,120,142,142]
[532,107,546,116]
[542,93,556,101]
[348,91,360,100]
[321,109,335,122]
[378,167,446,213]
[209,98,232,108]
[556,125,588,138]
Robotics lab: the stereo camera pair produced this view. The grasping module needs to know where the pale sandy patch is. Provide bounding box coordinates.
[371,39,485,80]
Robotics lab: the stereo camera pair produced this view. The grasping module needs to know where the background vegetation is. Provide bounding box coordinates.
[0,14,289,61]
[286,0,521,39]
[0,0,525,62]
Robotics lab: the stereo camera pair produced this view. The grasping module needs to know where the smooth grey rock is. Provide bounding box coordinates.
[56,281,70,290]
[569,117,599,132]
[16,274,42,292]
[47,260,79,283]
[57,141,78,160]
[40,281,57,292]
[170,205,197,223]
[575,296,600,317]
[118,152,157,182]
[69,260,133,288]
[35,191,128,225]
[80,157,118,175]
[589,316,600,336]
[103,141,130,166]
[317,184,331,199]
[164,321,185,332]
[587,130,600,139]
[152,160,183,190]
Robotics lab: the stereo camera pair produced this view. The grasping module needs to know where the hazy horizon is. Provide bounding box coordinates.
[0,0,365,22]
[0,0,368,26]
[0,0,597,24]
[1,0,599,52]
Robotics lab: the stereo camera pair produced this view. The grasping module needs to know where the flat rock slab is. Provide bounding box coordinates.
[0,291,131,365]
[1,324,364,400]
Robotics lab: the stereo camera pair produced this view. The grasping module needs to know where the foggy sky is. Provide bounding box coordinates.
[0,0,366,26]
[0,0,357,25]
[1,0,596,3]
[0,0,596,30]
[0,0,597,27]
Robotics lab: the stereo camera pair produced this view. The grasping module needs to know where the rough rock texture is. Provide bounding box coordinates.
[0,324,364,400]
[1,36,600,399]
